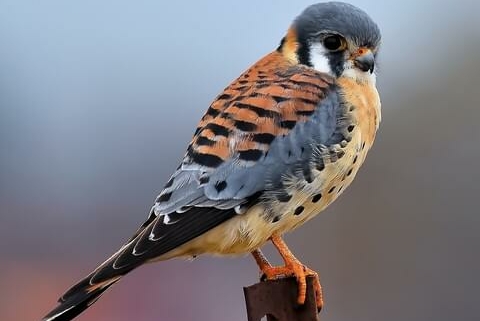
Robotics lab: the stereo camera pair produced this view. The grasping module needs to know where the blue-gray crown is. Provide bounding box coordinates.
[294,2,381,48]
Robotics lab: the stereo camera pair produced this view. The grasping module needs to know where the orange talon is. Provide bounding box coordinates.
[251,234,324,311]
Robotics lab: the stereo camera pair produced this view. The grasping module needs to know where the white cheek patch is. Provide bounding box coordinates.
[309,43,333,76]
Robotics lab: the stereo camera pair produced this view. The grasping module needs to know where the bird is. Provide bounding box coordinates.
[42,2,381,320]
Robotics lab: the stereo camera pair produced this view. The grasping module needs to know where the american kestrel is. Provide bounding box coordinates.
[43,2,381,320]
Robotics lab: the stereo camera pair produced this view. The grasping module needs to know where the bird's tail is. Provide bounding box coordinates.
[41,240,142,321]
[41,274,121,321]
[41,210,161,321]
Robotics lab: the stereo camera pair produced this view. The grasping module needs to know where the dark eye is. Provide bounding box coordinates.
[323,35,343,51]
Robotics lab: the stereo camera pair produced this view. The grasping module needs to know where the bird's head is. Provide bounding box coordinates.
[279,2,381,83]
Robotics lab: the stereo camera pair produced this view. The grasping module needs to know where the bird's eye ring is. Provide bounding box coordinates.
[323,35,344,51]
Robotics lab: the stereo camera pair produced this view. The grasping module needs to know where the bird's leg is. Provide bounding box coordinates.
[251,249,273,271]
[251,234,323,311]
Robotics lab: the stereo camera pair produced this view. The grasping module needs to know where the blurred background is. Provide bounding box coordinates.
[1,1,479,320]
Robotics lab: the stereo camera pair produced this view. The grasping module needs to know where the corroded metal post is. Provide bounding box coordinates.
[244,276,320,321]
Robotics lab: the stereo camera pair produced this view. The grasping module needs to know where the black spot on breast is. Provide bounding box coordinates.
[215,181,227,192]
[338,186,343,193]
[312,193,322,203]
[272,216,281,223]
[347,168,353,176]
[328,186,336,194]
[353,155,358,164]
[347,125,355,132]
[294,206,305,215]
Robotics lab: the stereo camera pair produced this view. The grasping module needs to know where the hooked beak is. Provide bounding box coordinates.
[353,49,375,73]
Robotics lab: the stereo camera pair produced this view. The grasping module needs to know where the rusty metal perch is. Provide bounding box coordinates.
[244,276,320,321]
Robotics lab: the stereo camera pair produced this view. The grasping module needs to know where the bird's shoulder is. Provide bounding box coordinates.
[188,51,335,170]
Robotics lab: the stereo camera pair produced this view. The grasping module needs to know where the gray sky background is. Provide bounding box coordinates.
[1,1,480,321]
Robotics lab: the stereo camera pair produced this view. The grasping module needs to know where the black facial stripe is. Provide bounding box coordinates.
[296,36,312,67]
[326,51,345,77]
